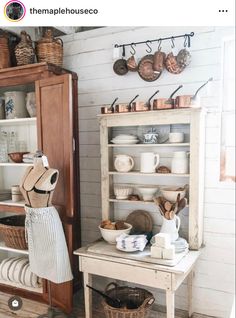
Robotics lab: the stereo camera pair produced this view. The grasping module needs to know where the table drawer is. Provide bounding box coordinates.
[80,257,172,290]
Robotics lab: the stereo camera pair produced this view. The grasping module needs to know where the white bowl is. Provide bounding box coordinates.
[137,187,158,201]
[114,185,133,200]
[161,187,186,202]
[99,223,132,244]
[169,132,184,143]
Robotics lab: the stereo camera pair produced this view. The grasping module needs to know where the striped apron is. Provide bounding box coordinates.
[25,206,73,284]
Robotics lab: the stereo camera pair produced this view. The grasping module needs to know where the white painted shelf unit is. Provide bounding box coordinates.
[98,108,205,250]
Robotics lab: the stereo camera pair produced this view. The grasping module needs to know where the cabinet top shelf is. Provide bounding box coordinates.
[109,171,190,177]
[108,143,190,147]
[0,117,36,125]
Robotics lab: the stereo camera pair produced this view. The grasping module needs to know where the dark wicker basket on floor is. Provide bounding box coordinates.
[102,283,155,318]
[0,215,27,250]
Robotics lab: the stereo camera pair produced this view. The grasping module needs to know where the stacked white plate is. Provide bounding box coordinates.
[111,134,139,144]
[172,238,189,253]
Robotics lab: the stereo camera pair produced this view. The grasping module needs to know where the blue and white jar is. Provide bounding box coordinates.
[4,91,28,119]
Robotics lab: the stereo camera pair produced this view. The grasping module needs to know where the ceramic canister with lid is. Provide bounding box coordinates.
[4,91,28,119]
[171,151,189,174]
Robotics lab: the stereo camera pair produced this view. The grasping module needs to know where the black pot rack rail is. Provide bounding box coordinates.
[114,32,195,54]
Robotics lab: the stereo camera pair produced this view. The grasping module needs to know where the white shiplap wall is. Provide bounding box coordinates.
[62,26,235,317]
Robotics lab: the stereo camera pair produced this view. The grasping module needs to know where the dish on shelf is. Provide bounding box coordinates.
[111,139,139,144]
[160,187,186,203]
[137,187,158,201]
[126,210,153,233]
[112,134,138,140]
[99,222,132,244]
[168,132,184,143]
[114,185,133,200]
[8,152,29,163]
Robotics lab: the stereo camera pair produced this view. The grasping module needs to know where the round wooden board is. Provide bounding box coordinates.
[126,210,153,232]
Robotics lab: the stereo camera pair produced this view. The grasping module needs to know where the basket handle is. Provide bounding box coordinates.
[140,296,155,309]
[55,38,63,47]
[105,282,119,293]
[27,34,32,43]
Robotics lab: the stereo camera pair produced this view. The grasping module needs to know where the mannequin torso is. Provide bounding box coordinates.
[20,157,59,208]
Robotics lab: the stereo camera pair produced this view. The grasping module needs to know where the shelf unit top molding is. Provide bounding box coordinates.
[98,108,205,127]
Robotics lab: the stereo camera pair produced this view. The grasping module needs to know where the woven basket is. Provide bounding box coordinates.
[15,31,35,66]
[36,29,63,67]
[0,36,11,69]
[0,215,27,250]
[102,283,155,318]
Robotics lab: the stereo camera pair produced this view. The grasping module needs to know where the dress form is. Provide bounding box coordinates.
[20,157,59,208]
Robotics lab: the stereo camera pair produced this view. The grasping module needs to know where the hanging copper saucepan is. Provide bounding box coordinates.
[132,90,159,112]
[153,85,183,110]
[175,78,213,108]
[115,95,139,113]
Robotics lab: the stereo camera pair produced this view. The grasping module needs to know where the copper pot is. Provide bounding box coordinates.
[153,85,183,110]
[153,50,166,72]
[115,95,139,113]
[132,90,159,112]
[175,78,213,108]
[101,98,118,114]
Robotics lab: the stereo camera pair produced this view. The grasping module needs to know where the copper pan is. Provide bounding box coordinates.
[132,90,159,112]
[153,85,183,110]
[115,95,139,113]
[175,78,213,108]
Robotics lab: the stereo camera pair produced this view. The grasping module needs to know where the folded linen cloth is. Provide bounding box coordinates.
[116,234,148,252]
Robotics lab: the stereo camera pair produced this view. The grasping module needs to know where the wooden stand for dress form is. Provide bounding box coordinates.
[38,281,69,318]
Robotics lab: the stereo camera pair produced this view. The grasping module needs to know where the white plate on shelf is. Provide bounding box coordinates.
[113,134,138,140]
[111,139,139,144]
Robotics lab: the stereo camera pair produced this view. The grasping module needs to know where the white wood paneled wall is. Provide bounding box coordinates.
[62,26,235,317]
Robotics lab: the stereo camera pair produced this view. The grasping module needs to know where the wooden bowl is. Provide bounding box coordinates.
[8,152,29,163]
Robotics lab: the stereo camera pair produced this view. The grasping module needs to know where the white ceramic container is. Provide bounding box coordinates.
[160,215,181,242]
[114,185,133,199]
[169,132,184,143]
[161,187,186,202]
[99,223,132,244]
[26,92,36,117]
[171,151,189,174]
[140,152,159,173]
[4,91,28,119]
[114,154,134,172]
[138,187,158,201]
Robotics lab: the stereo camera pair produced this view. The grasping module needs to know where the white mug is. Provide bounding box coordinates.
[140,152,159,173]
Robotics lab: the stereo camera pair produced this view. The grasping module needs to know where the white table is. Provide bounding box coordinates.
[74,243,200,318]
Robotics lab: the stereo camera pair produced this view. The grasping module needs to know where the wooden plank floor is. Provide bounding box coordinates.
[0,291,209,318]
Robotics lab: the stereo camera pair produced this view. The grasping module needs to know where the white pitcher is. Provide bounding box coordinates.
[160,215,181,242]
[114,154,134,172]
[140,152,159,173]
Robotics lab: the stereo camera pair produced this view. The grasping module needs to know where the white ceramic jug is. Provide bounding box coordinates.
[160,215,181,242]
[114,154,134,172]
[140,152,159,173]
[171,151,189,174]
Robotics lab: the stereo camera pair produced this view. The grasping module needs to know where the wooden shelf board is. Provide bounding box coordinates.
[0,241,28,255]
[0,279,42,294]
[0,163,33,167]
[108,143,190,147]
[109,171,190,177]
[0,200,25,207]
[0,117,36,125]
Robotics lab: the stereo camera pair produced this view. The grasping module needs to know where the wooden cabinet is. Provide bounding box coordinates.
[0,63,80,313]
[98,108,205,250]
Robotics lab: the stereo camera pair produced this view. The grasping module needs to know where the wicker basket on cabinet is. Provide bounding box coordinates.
[0,215,27,250]
[14,31,35,66]
[36,29,63,67]
[0,35,11,69]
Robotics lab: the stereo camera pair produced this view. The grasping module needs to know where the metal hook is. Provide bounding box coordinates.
[122,45,126,58]
[158,39,162,51]
[171,37,175,49]
[184,35,188,47]
[130,43,136,56]
[145,40,152,53]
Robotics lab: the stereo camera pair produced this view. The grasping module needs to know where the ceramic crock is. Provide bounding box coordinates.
[26,92,36,117]
[171,151,189,174]
[4,91,28,119]
[114,154,134,173]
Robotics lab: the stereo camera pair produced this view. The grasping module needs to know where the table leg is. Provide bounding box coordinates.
[83,272,92,318]
[166,290,175,318]
[187,271,194,317]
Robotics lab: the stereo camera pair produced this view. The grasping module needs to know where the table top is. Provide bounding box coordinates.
[74,241,201,275]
